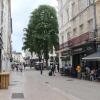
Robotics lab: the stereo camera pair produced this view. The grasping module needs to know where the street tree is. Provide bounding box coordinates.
[23,5,59,67]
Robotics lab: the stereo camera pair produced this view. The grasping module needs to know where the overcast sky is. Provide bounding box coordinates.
[11,0,58,52]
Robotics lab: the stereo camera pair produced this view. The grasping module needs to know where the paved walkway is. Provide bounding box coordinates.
[0,69,100,100]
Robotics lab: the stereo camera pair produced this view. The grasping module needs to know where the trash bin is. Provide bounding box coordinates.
[0,72,10,89]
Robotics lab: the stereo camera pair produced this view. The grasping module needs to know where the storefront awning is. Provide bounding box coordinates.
[82,52,100,61]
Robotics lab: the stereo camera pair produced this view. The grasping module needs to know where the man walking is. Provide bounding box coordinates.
[51,63,56,75]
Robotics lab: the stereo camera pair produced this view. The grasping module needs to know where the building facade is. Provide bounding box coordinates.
[57,0,100,68]
[24,49,57,66]
[24,50,38,65]
[12,51,24,63]
[0,0,3,72]
[0,0,12,71]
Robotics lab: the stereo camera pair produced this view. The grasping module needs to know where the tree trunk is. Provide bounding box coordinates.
[46,59,48,69]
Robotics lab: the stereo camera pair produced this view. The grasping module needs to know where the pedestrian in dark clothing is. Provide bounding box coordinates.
[40,63,43,75]
[11,64,15,71]
[51,64,55,75]
[16,64,19,72]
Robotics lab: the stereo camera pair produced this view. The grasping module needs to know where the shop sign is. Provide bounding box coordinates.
[61,50,71,56]
[72,48,83,54]
[72,43,95,55]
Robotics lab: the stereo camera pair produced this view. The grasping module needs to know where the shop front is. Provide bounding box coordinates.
[60,50,72,67]
[71,43,96,67]
[82,42,100,69]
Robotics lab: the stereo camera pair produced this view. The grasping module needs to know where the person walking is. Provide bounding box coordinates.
[40,62,43,75]
[19,64,23,72]
[11,64,15,71]
[51,63,55,76]
[16,64,19,72]
[23,63,26,70]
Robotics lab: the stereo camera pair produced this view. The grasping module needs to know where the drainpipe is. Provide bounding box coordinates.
[93,0,97,38]
[93,0,97,51]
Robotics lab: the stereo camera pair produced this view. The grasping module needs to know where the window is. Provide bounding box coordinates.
[62,35,64,44]
[88,19,93,32]
[79,0,88,11]
[60,0,63,9]
[66,8,69,22]
[79,24,84,34]
[73,18,76,26]
[79,14,83,25]
[78,0,82,11]
[73,28,77,36]
[1,0,4,24]
[72,2,75,17]
[60,13,63,26]
[67,32,71,40]
[89,0,94,5]
[87,0,94,6]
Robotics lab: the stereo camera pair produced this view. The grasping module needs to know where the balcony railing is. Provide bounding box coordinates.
[59,32,94,50]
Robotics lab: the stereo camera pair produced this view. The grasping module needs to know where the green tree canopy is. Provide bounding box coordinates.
[23,5,59,64]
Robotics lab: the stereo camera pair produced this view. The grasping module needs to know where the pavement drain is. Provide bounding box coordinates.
[12,93,24,99]
[66,79,73,81]
[9,83,17,86]
[45,82,49,84]
[12,81,19,83]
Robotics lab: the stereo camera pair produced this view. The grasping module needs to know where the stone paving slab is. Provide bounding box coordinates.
[0,70,100,100]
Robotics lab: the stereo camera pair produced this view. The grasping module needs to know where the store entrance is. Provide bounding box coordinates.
[72,53,84,67]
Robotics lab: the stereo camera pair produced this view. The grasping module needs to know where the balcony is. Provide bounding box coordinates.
[59,32,94,50]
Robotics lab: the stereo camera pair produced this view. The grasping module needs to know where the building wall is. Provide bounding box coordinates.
[2,0,12,71]
[24,49,57,66]
[57,0,100,68]
[12,52,24,63]
[96,0,100,38]
[59,0,95,46]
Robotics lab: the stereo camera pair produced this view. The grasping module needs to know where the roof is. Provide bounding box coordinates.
[82,52,100,61]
